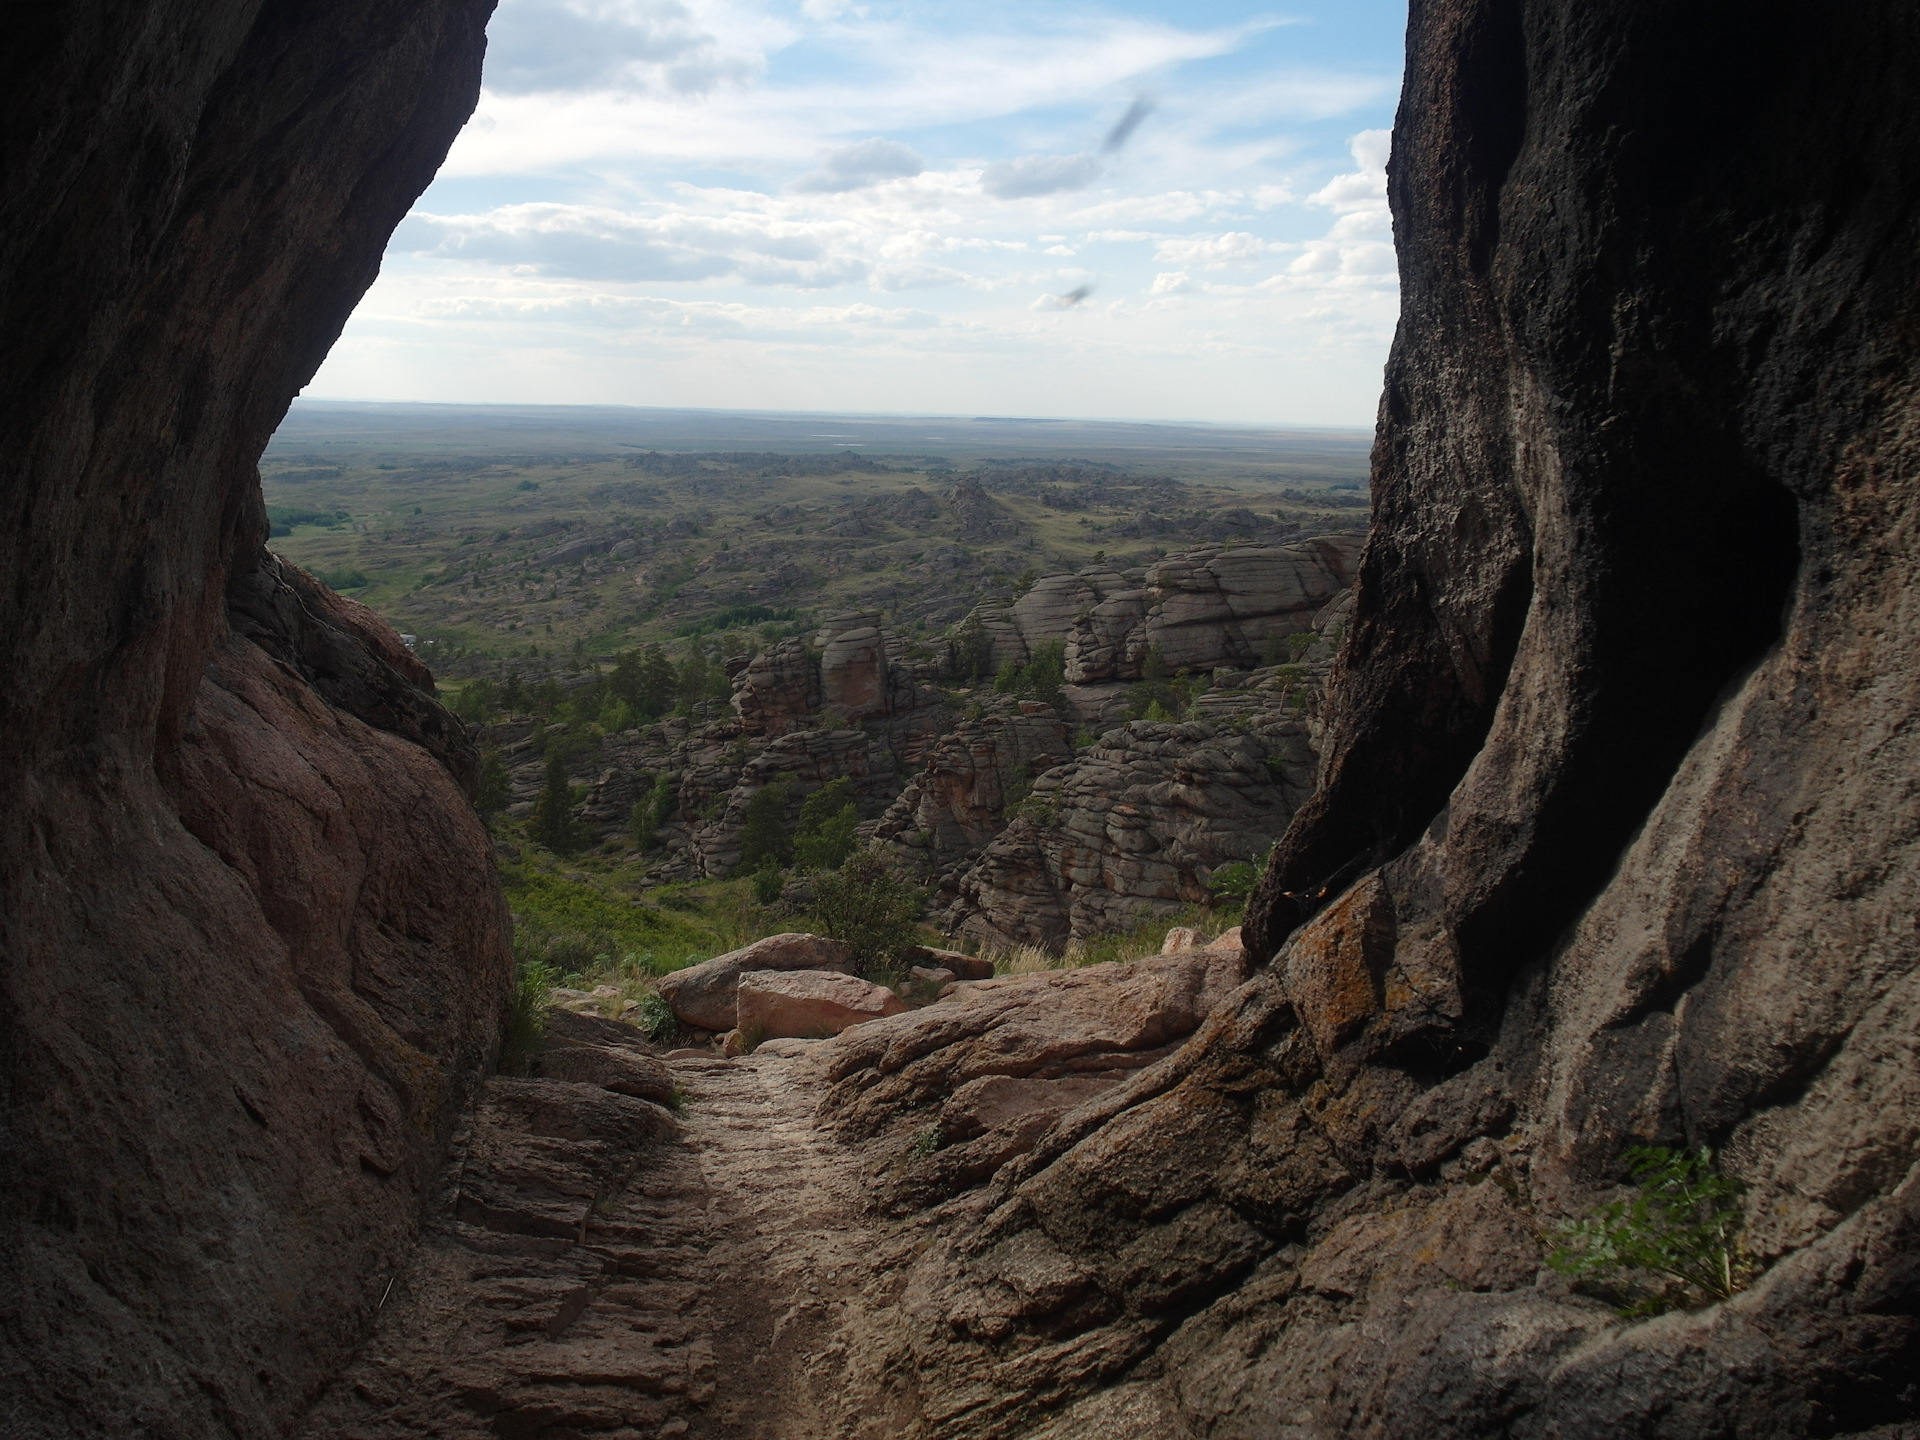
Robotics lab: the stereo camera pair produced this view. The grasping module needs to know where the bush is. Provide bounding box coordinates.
[992,640,1066,712]
[737,775,795,871]
[751,857,786,906]
[499,958,555,1075]
[631,990,677,1043]
[475,746,511,820]
[317,567,370,591]
[1208,860,1259,902]
[810,845,924,982]
[527,750,587,855]
[1547,1146,1752,1316]
[630,770,677,849]
[792,777,859,871]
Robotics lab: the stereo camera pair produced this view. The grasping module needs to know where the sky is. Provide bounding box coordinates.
[305,0,1408,426]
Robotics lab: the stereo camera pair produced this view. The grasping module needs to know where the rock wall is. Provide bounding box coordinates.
[821,3,1920,1435]
[965,536,1360,702]
[0,6,506,1437]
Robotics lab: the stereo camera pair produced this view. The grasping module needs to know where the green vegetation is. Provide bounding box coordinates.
[993,639,1067,711]
[498,958,554,1076]
[1125,646,1204,721]
[736,776,795,871]
[674,604,802,637]
[316,566,369,590]
[267,504,350,536]
[792,776,859,871]
[475,746,511,820]
[1208,860,1260,903]
[527,751,588,855]
[1547,1146,1752,1316]
[811,844,924,982]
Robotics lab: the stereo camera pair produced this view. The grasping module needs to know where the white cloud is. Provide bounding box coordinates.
[482,0,761,97]
[981,153,1103,200]
[395,203,870,288]
[791,138,924,193]
[1150,271,1192,295]
[1152,231,1269,268]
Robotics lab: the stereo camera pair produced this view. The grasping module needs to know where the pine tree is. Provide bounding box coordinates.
[736,776,794,871]
[528,751,581,854]
[475,746,511,820]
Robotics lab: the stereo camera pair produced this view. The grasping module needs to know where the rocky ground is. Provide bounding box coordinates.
[301,933,1251,1440]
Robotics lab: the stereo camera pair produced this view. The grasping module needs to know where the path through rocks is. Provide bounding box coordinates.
[302,1044,917,1440]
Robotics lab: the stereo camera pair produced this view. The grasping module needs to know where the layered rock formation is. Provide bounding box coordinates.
[941,704,1317,949]
[807,2,1920,1434]
[0,5,506,1436]
[967,537,1360,692]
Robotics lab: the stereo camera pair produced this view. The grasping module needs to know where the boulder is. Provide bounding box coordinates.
[912,947,995,981]
[654,933,853,1031]
[531,1041,676,1107]
[736,969,907,1040]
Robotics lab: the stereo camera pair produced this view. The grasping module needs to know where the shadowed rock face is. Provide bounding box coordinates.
[0,5,505,1437]
[814,3,1920,1435]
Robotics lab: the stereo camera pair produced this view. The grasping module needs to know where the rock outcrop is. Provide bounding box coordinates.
[0,6,505,1436]
[938,694,1318,949]
[963,538,1360,689]
[735,969,908,1041]
[811,4,1920,1436]
[655,933,854,1032]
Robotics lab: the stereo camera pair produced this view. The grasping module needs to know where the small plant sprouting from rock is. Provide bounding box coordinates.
[499,959,556,1076]
[632,990,677,1044]
[907,1128,942,1160]
[1547,1145,1752,1317]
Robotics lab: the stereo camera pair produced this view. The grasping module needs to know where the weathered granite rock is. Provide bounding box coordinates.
[827,4,1920,1435]
[957,541,1359,691]
[869,704,1073,887]
[951,476,1020,541]
[818,939,1251,1214]
[943,712,1318,948]
[532,1035,677,1106]
[732,638,821,736]
[736,969,908,1040]
[655,934,854,1031]
[0,6,504,1436]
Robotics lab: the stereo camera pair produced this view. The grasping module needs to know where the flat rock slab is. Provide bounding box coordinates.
[737,969,907,1041]
[657,933,853,1031]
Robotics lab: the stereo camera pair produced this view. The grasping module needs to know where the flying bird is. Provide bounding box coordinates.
[1058,284,1094,307]
[1101,96,1155,154]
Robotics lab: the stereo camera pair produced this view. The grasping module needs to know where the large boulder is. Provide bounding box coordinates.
[655,933,853,1031]
[735,969,908,1040]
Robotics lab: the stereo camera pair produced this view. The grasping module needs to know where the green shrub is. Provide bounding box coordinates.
[737,775,795,871]
[751,857,786,906]
[810,844,923,982]
[499,959,555,1075]
[1547,1146,1752,1316]
[1208,861,1259,902]
[475,746,511,820]
[793,777,859,871]
[631,990,677,1044]
[317,567,370,591]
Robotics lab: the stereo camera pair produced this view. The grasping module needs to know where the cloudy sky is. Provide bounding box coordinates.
[307,0,1407,426]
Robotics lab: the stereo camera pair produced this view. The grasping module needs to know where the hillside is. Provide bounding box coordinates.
[259,408,1370,672]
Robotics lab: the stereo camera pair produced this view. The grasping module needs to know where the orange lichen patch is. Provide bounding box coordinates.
[1283,872,1396,1058]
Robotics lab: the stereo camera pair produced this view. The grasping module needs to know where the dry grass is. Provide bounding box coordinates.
[942,902,1248,977]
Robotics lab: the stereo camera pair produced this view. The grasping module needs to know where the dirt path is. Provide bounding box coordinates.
[302,1045,916,1440]
[674,1047,916,1440]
